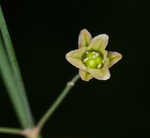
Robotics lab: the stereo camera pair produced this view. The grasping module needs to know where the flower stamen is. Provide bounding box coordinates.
[82,50,104,69]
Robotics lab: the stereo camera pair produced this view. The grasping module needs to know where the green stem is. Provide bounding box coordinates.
[0,6,34,128]
[37,74,80,129]
[0,127,22,135]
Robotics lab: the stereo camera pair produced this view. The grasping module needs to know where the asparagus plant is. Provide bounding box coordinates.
[0,6,122,138]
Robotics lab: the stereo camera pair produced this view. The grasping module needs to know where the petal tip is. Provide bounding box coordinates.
[79,69,93,81]
[65,51,71,62]
[97,69,111,80]
[96,34,109,40]
[103,72,111,80]
[102,34,109,39]
[78,28,92,48]
[108,51,123,68]
[79,28,91,36]
[80,28,89,33]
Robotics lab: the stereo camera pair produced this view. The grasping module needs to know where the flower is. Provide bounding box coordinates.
[65,29,122,81]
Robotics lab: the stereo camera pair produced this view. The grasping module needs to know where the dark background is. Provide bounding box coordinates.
[0,0,149,138]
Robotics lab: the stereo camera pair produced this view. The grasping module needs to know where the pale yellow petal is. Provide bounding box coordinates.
[78,29,92,48]
[108,51,122,68]
[88,67,111,80]
[88,34,109,52]
[65,47,87,70]
[79,69,93,81]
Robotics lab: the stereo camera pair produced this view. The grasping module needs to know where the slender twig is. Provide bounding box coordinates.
[0,127,22,135]
[37,74,80,130]
[0,6,34,128]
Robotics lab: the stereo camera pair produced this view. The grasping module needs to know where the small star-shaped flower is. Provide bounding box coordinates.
[65,29,122,81]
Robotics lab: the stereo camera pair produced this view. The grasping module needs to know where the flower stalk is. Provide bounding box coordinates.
[0,127,22,135]
[37,74,80,130]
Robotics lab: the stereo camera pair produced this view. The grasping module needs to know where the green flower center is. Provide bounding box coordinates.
[82,50,104,69]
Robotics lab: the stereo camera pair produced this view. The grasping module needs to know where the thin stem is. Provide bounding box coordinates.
[37,74,80,129]
[0,127,22,135]
[0,6,34,128]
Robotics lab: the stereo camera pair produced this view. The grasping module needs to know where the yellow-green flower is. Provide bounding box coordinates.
[65,29,122,81]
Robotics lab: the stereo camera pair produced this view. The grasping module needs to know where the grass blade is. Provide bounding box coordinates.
[0,5,34,129]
